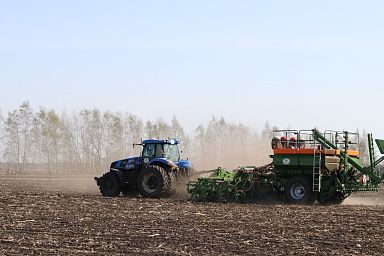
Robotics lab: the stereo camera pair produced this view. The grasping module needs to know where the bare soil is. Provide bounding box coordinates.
[0,175,383,255]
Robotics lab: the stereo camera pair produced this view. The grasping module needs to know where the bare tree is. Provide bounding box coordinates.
[103,111,124,166]
[33,108,61,174]
[123,113,144,156]
[3,110,21,173]
[171,116,190,158]
[68,112,85,170]
[2,102,35,173]
[145,118,172,139]
[192,124,206,168]
[357,129,369,165]
[58,112,81,172]
[18,102,34,172]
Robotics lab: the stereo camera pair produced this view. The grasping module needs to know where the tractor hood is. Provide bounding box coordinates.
[111,157,191,170]
[111,157,142,170]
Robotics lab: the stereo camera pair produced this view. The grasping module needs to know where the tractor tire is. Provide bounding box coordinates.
[138,165,171,198]
[168,171,177,194]
[98,172,121,197]
[285,176,316,204]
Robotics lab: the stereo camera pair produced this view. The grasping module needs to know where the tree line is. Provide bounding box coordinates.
[0,102,372,175]
[0,102,277,175]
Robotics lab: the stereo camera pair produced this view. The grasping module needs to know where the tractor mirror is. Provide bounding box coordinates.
[132,143,143,148]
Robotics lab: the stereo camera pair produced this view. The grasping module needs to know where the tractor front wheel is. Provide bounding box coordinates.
[285,176,316,204]
[138,165,171,198]
[98,172,121,197]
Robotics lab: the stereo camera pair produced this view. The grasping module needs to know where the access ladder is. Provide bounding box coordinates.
[312,146,322,192]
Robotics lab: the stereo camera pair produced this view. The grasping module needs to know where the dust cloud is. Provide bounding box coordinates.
[192,140,273,171]
[343,194,384,206]
[1,175,100,195]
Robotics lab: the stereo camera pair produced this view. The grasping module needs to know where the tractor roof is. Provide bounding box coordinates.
[142,139,179,145]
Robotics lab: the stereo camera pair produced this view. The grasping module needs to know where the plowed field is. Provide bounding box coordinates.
[0,176,383,255]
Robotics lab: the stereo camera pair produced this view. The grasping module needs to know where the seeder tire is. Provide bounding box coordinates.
[285,176,316,205]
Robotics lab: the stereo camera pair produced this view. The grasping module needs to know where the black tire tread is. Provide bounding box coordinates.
[138,165,171,198]
[98,172,121,197]
[285,176,316,205]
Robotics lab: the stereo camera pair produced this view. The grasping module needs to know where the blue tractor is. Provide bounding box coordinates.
[94,139,193,198]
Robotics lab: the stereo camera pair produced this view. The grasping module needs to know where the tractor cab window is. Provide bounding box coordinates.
[143,144,156,158]
[155,144,164,158]
[143,144,165,159]
[163,144,180,162]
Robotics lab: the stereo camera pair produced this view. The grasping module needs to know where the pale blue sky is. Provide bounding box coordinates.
[0,1,383,137]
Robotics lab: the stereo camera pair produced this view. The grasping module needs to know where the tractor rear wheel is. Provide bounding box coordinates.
[98,172,121,197]
[138,165,171,198]
[285,176,316,204]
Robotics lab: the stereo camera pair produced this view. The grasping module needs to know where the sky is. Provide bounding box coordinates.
[0,0,383,137]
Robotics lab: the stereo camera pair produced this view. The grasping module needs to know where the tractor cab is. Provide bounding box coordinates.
[142,139,181,164]
[140,139,190,170]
